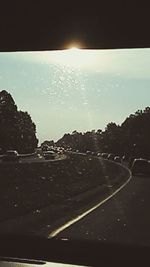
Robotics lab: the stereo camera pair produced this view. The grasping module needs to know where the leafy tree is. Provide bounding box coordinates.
[0,90,38,153]
[41,140,54,148]
[121,107,150,158]
[101,123,122,154]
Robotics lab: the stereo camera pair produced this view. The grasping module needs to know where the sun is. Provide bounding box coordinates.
[67,42,81,50]
[68,47,80,51]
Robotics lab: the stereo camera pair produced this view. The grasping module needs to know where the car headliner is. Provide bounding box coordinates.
[0,1,150,52]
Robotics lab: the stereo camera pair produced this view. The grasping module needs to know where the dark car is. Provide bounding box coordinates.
[131,158,149,176]
[107,153,115,161]
[101,153,108,159]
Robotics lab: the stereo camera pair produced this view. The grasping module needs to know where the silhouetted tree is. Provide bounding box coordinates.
[52,106,150,159]
[41,140,54,148]
[121,107,150,158]
[100,123,122,154]
[0,90,38,153]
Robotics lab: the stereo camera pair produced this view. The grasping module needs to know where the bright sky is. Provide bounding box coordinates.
[0,48,150,144]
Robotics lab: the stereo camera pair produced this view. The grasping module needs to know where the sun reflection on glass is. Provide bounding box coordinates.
[68,47,80,51]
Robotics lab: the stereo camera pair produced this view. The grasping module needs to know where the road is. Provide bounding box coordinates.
[55,175,150,246]
[0,153,67,163]
[18,153,66,163]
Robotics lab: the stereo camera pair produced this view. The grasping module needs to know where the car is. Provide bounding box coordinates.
[122,155,130,163]
[131,158,149,176]
[101,153,108,159]
[86,151,92,155]
[107,153,115,161]
[114,156,122,163]
[43,151,56,160]
[2,150,19,161]
[122,155,130,167]
[41,145,49,151]
[57,149,63,154]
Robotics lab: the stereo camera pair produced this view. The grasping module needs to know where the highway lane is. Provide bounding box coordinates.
[0,153,67,163]
[18,154,67,163]
[55,175,150,246]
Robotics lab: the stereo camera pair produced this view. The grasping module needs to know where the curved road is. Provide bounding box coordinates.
[55,175,150,246]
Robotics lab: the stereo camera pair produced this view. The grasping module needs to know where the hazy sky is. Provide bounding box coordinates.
[0,48,150,143]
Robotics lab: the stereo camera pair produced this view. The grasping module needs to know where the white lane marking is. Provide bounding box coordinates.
[49,168,132,238]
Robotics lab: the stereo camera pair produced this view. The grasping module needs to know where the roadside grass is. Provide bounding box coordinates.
[0,154,129,223]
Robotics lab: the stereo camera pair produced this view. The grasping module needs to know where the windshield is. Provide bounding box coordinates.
[0,48,150,246]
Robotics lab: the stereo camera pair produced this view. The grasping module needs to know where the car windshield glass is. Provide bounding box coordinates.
[0,48,150,246]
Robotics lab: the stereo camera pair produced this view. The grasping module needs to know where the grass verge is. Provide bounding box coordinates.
[0,154,130,235]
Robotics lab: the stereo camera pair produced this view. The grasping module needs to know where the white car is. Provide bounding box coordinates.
[114,156,122,163]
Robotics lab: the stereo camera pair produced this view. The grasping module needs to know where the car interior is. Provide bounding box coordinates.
[0,1,150,267]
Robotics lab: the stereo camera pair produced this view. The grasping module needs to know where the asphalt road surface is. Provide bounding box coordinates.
[56,175,150,246]
[18,153,66,163]
[0,153,66,163]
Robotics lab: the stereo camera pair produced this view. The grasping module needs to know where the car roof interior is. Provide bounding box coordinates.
[0,1,150,52]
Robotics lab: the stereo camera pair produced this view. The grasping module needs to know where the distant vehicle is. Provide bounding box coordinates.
[101,153,108,159]
[107,153,115,161]
[86,151,95,156]
[122,155,130,167]
[97,152,101,157]
[86,151,91,155]
[114,156,122,163]
[65,148,71,152]
[2,150,19,161]
[57,149,63,154]
[43,151,56,160]
[131,158,149,176]
[122,155,129,163]
[42,145,49,151]
[122,155,129,161]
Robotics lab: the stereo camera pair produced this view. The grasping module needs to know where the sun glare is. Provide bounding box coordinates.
[46,48,98,69]
[32,48,112,71]
[68,47,80,51]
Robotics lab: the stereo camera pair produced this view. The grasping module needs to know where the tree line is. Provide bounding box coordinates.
[2,89,150,159]
[56,107,150,159]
